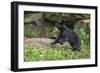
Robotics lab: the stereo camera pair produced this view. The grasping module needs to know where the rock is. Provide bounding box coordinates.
[24,13,43,23]
[75,19,90,34]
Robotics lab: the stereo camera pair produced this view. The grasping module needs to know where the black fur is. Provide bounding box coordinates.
[51,20,81,51]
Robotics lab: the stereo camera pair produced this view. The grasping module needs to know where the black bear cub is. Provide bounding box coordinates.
[51,20,81,51]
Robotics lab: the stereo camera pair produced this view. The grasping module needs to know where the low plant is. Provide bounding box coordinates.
[24,32,37,38]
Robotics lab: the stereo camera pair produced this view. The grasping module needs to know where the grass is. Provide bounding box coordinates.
[24,28,90,62]
[24,43,90,62]
[24,32,38,38]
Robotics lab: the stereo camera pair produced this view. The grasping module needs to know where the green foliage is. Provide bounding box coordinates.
[50,27,60,38]
[24,45,90,62]
[51,27,59,33]
[79,28,89,45]
[24,32,37,38]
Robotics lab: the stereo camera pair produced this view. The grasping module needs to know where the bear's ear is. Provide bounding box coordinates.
[58,20,64,24]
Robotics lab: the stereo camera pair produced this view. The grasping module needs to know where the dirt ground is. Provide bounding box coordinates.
[24,38,71,49]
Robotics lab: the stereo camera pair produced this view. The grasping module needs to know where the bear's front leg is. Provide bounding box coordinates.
[58,38,64,45]
[51,38,63,45]
[51,35,61,45]
[51,40,58,45]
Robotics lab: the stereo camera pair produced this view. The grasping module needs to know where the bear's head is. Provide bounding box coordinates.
[55,20,64,29]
